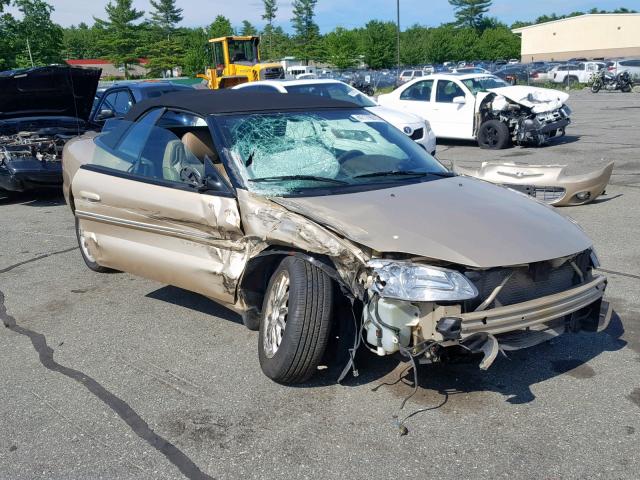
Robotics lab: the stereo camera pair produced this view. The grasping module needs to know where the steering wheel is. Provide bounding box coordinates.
[337,149,365,164]
[180,165,203,186]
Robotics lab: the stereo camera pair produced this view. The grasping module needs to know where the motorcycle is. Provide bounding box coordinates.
[591,70,633,93]
[350,78,375,97]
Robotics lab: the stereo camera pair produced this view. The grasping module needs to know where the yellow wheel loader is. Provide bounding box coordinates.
[198,36,284,89]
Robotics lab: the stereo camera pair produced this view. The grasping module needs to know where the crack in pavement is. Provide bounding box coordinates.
[0,246,79,274]
[597,268,640,281]
[0,289,214,480]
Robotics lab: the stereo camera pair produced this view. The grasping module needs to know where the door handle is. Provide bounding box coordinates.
[79,191,101,202]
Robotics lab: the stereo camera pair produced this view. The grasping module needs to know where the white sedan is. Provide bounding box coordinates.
[233,79,437,156]
[378,73,571,149]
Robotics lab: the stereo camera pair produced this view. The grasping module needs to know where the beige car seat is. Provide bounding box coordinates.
[182,131,229,181]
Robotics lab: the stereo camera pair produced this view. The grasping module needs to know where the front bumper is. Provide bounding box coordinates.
[453,161,614,206]
[0,159,62,192]
[459,275,608,336]
[409,124,437,156]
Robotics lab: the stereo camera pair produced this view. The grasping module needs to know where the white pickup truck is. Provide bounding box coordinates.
[551,62,606,84]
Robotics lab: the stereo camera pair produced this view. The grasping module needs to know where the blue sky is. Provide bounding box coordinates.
[25,0,640,31]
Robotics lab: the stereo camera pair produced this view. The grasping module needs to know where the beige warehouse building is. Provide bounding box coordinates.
[512,13,640,62]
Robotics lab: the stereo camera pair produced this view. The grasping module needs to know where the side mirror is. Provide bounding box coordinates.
[97,108,115,121]
[452,96,466,105]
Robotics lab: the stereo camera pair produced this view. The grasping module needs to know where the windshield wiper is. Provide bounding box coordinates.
[354,170,455,179]
[248,175,348,185]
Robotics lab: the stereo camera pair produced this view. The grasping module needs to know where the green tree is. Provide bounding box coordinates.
[449,0,492,29]
[94,0,144,78]
[262,0,278,53]
[12,0,63,67]
[181,27,210,76]
[291,0,320,64]
[324,27,357,69]
[476,25,520,60]
[149,0,183,38]
[209,15,233,38]
[241,20,257,36]
[400,24,429,65]
[260,24,290,61]
[362,20,395,69]
[144,35,184,77]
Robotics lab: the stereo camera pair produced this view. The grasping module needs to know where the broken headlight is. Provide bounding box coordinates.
[368,260,478,302]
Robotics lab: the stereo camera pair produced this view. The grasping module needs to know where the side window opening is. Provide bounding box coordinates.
[435,80,465,103]
[400,80,433,101]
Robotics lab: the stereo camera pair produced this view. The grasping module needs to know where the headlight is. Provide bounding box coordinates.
[368,260,478,302]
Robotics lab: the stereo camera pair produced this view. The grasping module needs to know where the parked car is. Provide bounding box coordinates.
[398,69,425,84]
[378,73,571,148]
[0,65,100,194]
[493,65,530,85]
[63,89,611,384]
[529,63,559,83]
[551,62,605,84]
[606,58,640,82]
[90,81,193,128]
[233,79,437,156]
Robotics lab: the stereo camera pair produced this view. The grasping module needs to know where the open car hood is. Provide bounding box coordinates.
[486,86,569,114]
[273,176,592,268]
[0,66,101,121]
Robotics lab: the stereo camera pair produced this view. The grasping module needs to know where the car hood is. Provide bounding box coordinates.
[0,66,101,121]
[273,177,592,268]
[367,105,424,127]
[486,86,569,113]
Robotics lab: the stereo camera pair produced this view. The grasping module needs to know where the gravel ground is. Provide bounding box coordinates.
[1,89,639,480]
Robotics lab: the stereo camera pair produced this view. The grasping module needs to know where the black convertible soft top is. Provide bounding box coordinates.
[124,89,359,120]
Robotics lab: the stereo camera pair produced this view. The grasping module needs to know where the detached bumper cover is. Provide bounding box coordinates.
[459,275,607,337]
[453,161,614,206]
[0,159,62,192]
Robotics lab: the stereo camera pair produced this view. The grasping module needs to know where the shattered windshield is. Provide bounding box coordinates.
[284,83,376,107]
[462,76,510,95]
[214,109,449,196]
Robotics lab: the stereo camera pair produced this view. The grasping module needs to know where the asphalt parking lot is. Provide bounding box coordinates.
[1,89,639,480]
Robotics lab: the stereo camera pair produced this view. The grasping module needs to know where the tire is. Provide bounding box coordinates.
[477,120,511,150]
[622,84,632,93]
[591,81,601,93]
[75,217,111,273]
[258,256,334,384]
[568,75,579,85]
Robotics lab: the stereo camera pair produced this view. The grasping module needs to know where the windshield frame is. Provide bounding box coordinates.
[206,108,451,198]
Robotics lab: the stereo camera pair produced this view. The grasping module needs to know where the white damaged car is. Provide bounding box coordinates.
[378,73,571,149]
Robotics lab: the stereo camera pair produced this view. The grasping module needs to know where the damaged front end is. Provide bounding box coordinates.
[477,87,571,147]
[360,250,611,371]
[453,161,614,206]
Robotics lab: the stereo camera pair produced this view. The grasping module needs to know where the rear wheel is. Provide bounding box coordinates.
[75,217,111,273]
[477,120,511,150]
[622,84,632,93]
[258,257,334,384]
[567,75,579,85]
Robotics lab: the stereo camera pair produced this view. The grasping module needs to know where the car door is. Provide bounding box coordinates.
[394,79,435,125]
[71,108,245,305]
[431,79,475,139]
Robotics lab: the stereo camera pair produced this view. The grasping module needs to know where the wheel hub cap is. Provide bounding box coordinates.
[263,271,289,358]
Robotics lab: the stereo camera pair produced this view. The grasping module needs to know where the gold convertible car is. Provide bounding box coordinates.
[63,90,612,384]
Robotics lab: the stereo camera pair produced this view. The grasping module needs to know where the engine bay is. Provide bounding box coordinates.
[0,131,73,165]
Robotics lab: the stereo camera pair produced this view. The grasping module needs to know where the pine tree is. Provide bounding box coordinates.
[209,15,234,38]
[291,0,319,64]
[241,20,258,36]
[94,0,144,79]
[262,0,278,54]
[449,0,492,29]
[149,0,183,38]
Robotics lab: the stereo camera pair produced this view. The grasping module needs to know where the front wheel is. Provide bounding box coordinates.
[258,257,334,384]
[591,81,601,93]
[477,120,511,150]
